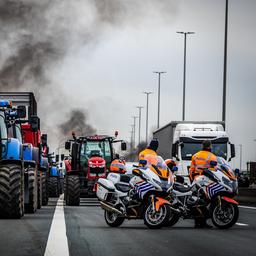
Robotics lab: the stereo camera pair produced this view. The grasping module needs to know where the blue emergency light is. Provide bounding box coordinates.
[0,100,12,108]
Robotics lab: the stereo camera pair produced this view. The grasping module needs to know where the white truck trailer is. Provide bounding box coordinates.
[153,121,235,176]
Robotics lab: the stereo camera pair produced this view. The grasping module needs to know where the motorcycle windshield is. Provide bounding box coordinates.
[144,155,174,182]
[217,157,236,181]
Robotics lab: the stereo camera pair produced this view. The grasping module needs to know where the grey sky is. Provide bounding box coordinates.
[1,0,255,169]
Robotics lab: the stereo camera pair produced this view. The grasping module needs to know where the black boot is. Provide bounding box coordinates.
[194,218,213,229]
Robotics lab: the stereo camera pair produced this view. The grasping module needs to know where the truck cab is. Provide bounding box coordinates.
[172,123,235,175]
[153,121,235,177]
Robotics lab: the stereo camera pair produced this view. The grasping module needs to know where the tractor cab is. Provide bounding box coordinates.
[64,134,127,202]
[79,136,114,185]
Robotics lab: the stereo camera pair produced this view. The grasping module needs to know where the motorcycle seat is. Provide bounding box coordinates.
[120,174,133,183]
[173,183,192,193]
[115,182,131,193]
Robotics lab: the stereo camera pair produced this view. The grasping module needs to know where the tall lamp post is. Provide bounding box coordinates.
[254,139,256,161]
[153,71,166,129]
[238,144,242,170]
[177,31,195,121]
[136,106,143,145]
[143,92,153,144]
[130,125,134,149]
[222,0,229,123]
[132,116,138,147]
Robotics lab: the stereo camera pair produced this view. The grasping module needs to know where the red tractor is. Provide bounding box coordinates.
[64,133,127,206]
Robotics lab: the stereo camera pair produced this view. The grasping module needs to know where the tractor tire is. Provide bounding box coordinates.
[25,167,38,213]
[42,172,48,206]
[0,164,24,218]
[65,175,80,206]
[37,173,42,209]
[48,177,59,198]
[59,177,64,194]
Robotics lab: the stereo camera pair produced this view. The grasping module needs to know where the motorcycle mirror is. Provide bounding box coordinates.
[132,169,142,177]
[210,160,217,167]
[172,166,178,172]
[139,159,147,166]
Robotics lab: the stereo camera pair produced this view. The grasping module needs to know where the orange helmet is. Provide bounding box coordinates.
[165,159,176,171]
[110,159,126,174]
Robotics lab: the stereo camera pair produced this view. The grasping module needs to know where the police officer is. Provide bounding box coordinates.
[189,140,217,228]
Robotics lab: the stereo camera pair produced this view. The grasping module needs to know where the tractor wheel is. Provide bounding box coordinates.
[59,177,64,194]
[65,175,80,206]
[0,164,24,218]
[25,167,38,213]
[37,173,42,209]
[48,177,59,198]
[42,172,48,206]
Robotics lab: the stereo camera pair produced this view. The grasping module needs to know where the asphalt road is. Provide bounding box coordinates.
[0,198,255,256]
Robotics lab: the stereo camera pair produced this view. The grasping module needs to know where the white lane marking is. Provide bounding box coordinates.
[239,205,256,210]
[44,195,69,256]
[236,222,249,226]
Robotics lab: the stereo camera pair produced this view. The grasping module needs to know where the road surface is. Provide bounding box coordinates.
[0,197,255,256]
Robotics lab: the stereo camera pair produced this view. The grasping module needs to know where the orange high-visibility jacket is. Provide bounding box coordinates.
[189,150,217,180]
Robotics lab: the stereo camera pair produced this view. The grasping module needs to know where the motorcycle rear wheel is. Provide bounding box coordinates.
[104,210,125,227]
[211,200,239,229]
[165,209,180,227]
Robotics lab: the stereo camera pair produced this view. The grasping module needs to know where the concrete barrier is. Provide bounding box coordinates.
[235,188,256,204]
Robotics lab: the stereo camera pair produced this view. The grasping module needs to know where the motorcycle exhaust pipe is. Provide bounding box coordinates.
[100,201,123,215]
[169,206,181,214]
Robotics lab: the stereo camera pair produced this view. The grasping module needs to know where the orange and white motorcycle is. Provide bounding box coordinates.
[167,158,239,229]
[96,156,174,229]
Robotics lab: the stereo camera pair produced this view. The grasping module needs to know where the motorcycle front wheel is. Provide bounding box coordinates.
[211,200,239,229]
[144,204,171,229]
[104,210,125,227]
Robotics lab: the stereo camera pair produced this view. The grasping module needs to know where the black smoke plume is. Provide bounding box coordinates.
[59,109,96,137]
[0,0,177,145]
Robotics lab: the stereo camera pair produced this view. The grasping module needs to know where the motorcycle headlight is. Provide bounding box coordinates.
[153,178,162,187]
[222,176,232,188]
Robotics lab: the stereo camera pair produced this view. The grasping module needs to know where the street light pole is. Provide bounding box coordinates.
[130,125,134,149]
[254,139,256,161]
[238,144,242,170]
[129,130,133,150]
[143,92,153,144]
[177,31,195,121]
[222,0,229,123]
[132,116,138,147]
[136,106,143,145]
[153,71,166,129]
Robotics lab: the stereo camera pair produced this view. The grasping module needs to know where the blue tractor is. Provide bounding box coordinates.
[0,100,25,218]
[0,92,48,209]
[47,154,62,198]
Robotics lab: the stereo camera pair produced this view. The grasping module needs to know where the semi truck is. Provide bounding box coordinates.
[153,121,235,176]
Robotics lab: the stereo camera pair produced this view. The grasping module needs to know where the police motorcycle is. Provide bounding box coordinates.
[166,157,239,229]
[96,156,174,229]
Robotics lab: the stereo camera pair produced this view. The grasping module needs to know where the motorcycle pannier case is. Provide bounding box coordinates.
[97,178,115,201]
